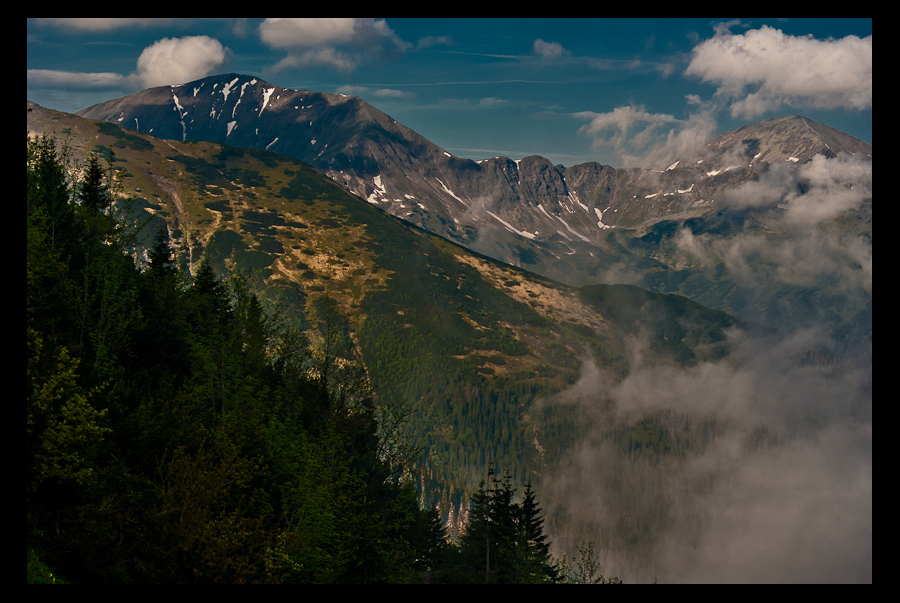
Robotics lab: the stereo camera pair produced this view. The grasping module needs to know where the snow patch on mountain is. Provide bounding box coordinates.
[220,77,240,103]
[556,215,590,242]
[171,91,187,140]
[367,175,387,204]
[537,204,553,221]
[436,178,467,206]
[260,88,275,116]
[594,208,613,230]
[569,190,589,213]
[487,211,536,239]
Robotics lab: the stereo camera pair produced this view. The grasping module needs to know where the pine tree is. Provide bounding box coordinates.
[488,469,517,583]
[456,467,559,583]
[514,478,560,583]
[457,475,493,583]
[76,153,113,243]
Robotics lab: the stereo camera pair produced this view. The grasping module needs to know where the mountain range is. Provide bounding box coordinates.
[28,93,742,520]
[28,74,872,579]
[75,73,872,341]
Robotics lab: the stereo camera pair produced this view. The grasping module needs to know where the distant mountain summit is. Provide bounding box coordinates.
[693,114,872,169]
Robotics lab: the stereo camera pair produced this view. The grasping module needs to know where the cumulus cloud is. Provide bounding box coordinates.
[686,25,873,119]
[573,102,717,169]
[134,36,229,87]
[259,18,409,73]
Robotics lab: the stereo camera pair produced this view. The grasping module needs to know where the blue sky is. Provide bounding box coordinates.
[27,18,872,168]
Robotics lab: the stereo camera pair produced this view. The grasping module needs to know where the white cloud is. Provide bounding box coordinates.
[417,35,454,50]
[259,18,409,73]
[27,69,125,89]
[574,103,717,169]
[478,97,507,107]
[533,39,570,60]
[686,25,872,119]
[134,36,229,87]
[259,18,358,49]
[711,19,751,36]
[335,85,410,98]
[270,47,358,73]
[675,152,873,294]
[34,18,179,31]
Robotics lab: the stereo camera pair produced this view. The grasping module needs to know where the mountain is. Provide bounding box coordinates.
[76,74,872,342]
[29,99,742,522]
[30,96,872,583]
[695,114,872,167]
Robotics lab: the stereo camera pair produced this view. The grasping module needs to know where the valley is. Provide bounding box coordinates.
[28,76,872,582]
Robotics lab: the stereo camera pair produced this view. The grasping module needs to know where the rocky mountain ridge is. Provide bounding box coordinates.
[72,73,872,341]
[75,74,871,261]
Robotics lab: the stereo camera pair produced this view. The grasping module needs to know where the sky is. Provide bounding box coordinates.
[27,18,872,169]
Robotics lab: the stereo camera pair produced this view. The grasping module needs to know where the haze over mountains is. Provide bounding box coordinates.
[28,72,872,582]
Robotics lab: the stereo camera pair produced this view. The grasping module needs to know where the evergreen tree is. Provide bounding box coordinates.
[514,478,560,583]
[455,467,559,583]
[76,152,113,243]
[457,475,493,583]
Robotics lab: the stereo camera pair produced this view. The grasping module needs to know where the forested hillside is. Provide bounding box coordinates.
[26,132,600,583]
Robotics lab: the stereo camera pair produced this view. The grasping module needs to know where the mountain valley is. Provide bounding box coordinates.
[28,77,872,581]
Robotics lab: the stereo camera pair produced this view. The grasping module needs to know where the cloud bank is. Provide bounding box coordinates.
[573,102,718,169]
[675,152,872,295]
[539,325,872,583]
[573,25,872,169]
[686,25,872,119]
[259,18,409,73]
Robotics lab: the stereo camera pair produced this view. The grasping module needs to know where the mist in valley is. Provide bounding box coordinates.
[534,151,872,583]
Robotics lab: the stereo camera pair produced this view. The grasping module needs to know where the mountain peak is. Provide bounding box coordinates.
[697,114,872,168]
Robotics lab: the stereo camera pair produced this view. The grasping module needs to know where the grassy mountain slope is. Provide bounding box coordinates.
[28,100,742,518]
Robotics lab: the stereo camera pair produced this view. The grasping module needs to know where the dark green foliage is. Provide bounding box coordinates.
[26,135,442,583]
[95,120,154,152]
[279,169,335,200]
[203,199,231,213]
[453,467,561,583]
